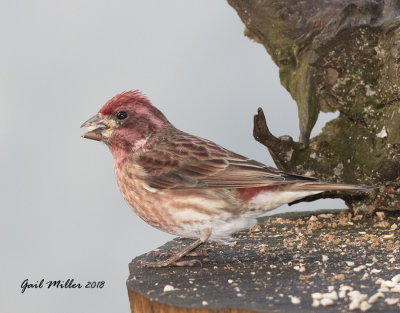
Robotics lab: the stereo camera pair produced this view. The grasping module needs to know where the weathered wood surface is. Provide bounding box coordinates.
[227,0,400,212]
[127,211,400,312]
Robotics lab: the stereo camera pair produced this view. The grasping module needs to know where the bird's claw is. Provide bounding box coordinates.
[174,259,202,267]
[153,249,209,257]
[141,258,201,268]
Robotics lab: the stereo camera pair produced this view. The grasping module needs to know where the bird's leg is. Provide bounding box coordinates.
[184,249,210,257]
[142,228,211,267]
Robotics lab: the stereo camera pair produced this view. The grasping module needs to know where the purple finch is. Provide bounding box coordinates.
[81,91,371,267]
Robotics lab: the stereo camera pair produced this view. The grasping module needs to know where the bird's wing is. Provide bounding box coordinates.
[135,131,317,190]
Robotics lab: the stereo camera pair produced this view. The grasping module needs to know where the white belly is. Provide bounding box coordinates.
[248,190,323,212]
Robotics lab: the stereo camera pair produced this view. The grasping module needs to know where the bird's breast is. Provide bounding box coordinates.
[114,163,173,230]
[113,163,242,236]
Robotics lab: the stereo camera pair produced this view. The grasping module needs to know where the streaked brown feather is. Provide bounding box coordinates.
[135,130,318,190]
[289,182,374,191]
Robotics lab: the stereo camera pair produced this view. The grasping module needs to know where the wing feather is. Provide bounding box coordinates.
[136,131,316,190]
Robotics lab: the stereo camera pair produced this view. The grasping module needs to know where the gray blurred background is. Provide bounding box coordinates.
[1,1,341,312]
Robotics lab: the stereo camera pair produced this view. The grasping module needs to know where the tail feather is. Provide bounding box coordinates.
[291,182,375,192]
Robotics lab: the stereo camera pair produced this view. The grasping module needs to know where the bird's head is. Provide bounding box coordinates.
[81,91,169,152]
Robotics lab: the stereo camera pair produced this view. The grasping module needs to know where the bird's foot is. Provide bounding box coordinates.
[153,249,209,258]
[141,258,201,268]
[141,229,211,268]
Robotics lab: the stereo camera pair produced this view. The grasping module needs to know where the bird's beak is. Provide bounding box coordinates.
[80,114,110,141]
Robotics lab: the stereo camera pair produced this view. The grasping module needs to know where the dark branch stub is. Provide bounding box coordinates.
[229,0,400,212]
[254,108,376,209]
[253,107,293,171]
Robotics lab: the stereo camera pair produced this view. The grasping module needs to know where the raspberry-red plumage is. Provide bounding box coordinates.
[99,90,151,115]
[82,91,371,266]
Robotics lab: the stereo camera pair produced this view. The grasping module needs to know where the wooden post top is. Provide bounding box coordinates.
[127,211,400,312]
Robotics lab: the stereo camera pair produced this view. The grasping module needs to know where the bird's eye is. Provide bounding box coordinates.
[116,111,128,120]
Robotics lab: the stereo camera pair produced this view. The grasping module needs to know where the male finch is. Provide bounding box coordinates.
[81,91,371,267]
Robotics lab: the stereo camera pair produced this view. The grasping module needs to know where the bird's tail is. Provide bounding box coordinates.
[291,182,375,192]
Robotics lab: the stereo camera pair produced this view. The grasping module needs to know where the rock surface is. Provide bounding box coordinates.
[127,211,400,312]
[227,0,400,211]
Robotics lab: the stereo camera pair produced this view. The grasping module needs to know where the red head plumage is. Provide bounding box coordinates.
[99,90,151,115]
[99,90,169,132]
[93,91,170,159]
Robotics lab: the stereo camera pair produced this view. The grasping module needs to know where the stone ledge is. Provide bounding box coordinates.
[127,210,400,312]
